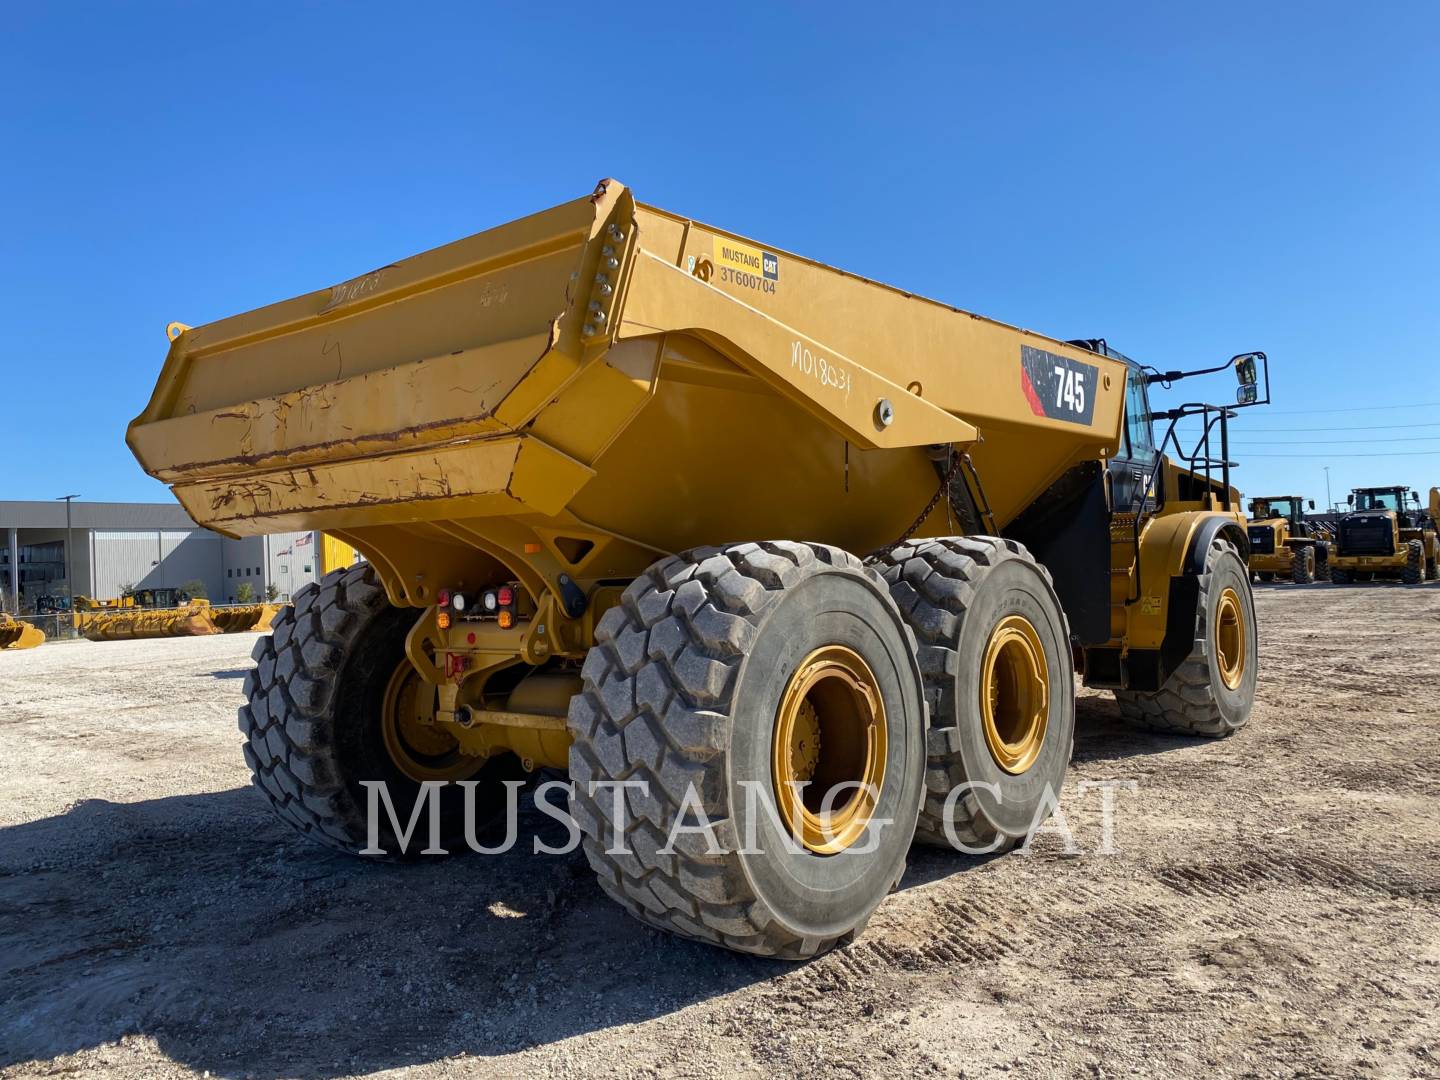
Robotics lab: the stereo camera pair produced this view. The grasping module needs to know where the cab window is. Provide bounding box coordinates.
[1356,491,1400,512]
[1124,369,1155,459]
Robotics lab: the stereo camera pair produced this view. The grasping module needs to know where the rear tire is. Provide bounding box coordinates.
[1314,544,1331,582]
[1290,546,1315,585]
[567,541,926,959]
[1257,571,1275,583]
[1115,538,1256,737]
[1330,567,1351,585]
[240,564,521,857]
[869,537,1075,852]
[1401,540,1425,585]
[1427,555,1439,582]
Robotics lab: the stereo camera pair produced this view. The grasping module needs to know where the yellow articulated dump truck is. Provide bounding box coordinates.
[1245,495,1330,583]
[1329,486,1440,584]
[127,180,1266,959]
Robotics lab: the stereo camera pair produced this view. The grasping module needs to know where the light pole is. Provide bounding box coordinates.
[56,494,79,613]
[1324,466,1332,511]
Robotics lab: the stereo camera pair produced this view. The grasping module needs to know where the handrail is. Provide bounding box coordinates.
[1123,402,1239,605]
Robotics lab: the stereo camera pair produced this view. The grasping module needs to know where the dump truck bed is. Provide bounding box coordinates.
[129,180,1126,600]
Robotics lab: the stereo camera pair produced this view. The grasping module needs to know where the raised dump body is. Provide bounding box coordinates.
[128,181,1262,959]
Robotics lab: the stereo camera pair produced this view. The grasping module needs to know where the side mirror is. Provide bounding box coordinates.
[1234,354,1258,386]
[1411,491,1421,504]
[1347,494,1355,506]
[1237,383,1258,405]
[1308,500,1315,510]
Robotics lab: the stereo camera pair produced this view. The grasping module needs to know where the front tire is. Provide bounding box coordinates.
[1401,540,1425,585]
[1115,538,1256,737]
[567,542,926,959]
[869,537,1075,852]
[1291,545,1315,585]
[1314,544,1331,582]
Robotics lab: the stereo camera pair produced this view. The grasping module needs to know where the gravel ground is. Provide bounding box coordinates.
[1,583,1438,1079]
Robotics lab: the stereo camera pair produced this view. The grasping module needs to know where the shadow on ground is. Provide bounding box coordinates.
[0,705,1193,1077]
[1070,689,1209,764]
[0,790,776,1076]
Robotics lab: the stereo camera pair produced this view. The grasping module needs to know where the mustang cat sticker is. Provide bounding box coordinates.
[1020,345,1099,425]
[713,236,778,294]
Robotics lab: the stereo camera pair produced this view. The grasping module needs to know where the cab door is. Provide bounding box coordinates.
[1109,366,1157,513]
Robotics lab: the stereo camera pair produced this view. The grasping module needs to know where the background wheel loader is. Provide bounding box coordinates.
[1328,486,1440,585]
[126,180,1268,959]
[1245,495,1331,583]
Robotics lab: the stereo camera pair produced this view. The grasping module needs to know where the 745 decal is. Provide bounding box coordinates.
[1020,345,1099,425]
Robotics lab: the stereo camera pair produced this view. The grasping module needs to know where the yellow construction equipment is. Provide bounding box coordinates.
[1245,495,1331,583]
[73,586,288,640]
[1329,486,1440,584]
[77,594,220,641]
[127,180,1268,958]
[0,612,44,650]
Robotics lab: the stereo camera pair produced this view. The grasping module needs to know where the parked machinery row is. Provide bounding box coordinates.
[1248,485,1439,585]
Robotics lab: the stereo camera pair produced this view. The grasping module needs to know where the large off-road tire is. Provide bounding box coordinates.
[1114,537,1256,737]
[1401,540,1425,585]
[240,564,520,857]
[1291,545,1315,585]
[869,537,1074,852]
[1427,554,1439,582]
[567,541,926,959]
[1257,571,1275,583]
[1330,566,1351,585]
[1314,544,1331,582]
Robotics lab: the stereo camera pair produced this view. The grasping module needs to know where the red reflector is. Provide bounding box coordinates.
[437,589,451,608]
[498,586,514,607]
[466,632,476,645]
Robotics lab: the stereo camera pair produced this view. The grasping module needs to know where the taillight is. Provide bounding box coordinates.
[498,586,514,607]
[437,588,451,608]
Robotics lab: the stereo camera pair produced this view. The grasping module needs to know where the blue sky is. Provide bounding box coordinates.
[3,2,1437,511]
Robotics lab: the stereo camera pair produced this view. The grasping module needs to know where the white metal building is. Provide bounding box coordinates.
[0,500,334,613]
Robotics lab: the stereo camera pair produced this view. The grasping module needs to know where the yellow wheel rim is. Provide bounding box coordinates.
[772,646,888,855]
[380,658,483,783]
[979,615,1049,775]
[1215,587,1246,691]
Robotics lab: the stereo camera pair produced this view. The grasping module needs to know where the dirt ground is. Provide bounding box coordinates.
[2,583,1438,1079]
